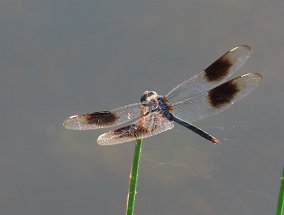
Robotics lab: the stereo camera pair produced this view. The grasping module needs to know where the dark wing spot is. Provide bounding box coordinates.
[84,111,118,126]
[112,125,134,138]
[208,80,240,108]
[204,54,233,82]
[112,124,149,138]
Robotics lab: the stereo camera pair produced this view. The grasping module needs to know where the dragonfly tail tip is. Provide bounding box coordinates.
[212,138,221,144]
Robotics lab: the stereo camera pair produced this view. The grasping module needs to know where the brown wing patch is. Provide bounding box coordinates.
[204,54,233,82]
[112,124,149,139]
[208,80,240,109]
[97,123,150,145]
[83,111,118,126]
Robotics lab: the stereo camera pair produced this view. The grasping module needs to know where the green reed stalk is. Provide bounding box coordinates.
[126,138,142,215]
[276,166,284,215]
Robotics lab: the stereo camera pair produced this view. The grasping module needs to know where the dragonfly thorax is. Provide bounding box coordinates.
[140,91,173,116]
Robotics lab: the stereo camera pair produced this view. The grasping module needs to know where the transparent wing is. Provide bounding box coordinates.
[172,73,262,123]
[166,45,252,104]
[63,103,142,130]
[97,111,174,145]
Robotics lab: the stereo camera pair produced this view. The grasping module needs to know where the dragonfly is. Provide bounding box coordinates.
[63,45,262,145]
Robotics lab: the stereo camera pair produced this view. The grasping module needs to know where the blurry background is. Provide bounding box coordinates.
[0,0,283,215]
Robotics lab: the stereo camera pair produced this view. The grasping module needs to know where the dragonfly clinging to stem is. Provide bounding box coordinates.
[63,45,262,145]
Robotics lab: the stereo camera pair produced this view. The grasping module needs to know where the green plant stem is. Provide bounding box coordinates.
[276,166,284,215]
[126,138,142,215]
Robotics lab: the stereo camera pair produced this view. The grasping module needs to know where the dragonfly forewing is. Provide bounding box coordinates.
[63,103,142,130]
[166,45,252,103]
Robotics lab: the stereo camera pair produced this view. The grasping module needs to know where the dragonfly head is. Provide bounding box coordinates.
[140,91,158,105]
